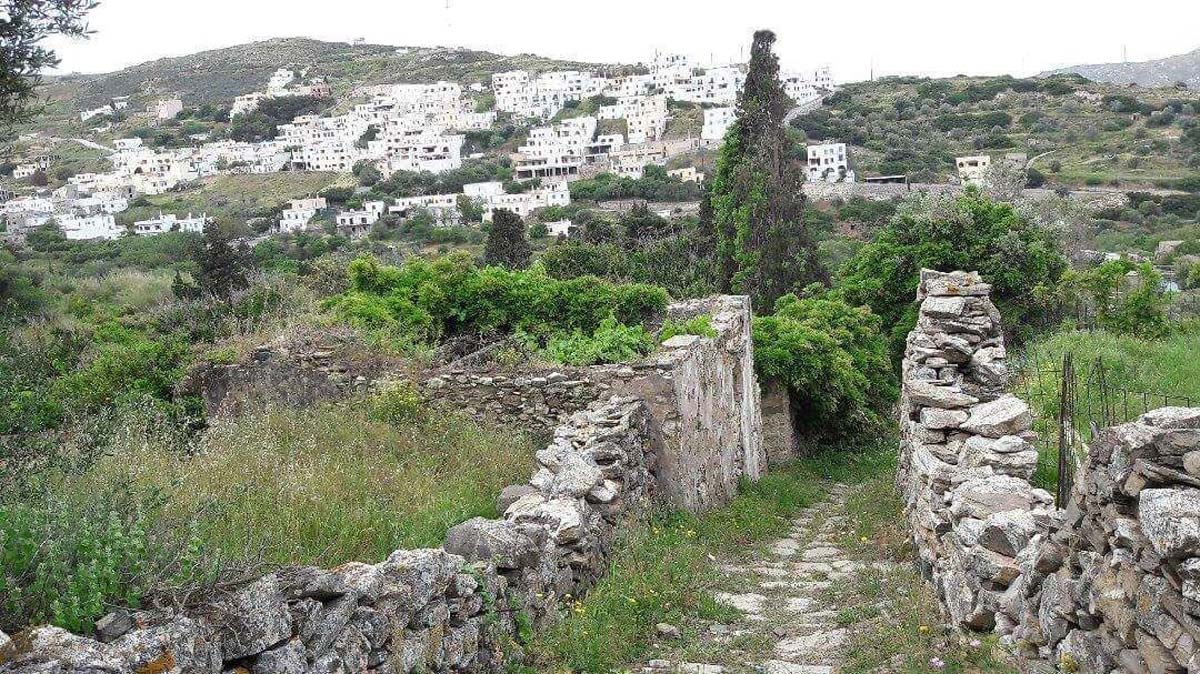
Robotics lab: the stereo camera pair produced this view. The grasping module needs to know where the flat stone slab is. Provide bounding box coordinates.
[775,629,847,660]
[714,592,767,614]
[783,597,817,613]
[770,539,802,556]
[800,546,842,561]
[761,661,833,674]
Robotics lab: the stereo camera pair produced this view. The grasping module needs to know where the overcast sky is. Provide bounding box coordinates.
[47,0,1200,82]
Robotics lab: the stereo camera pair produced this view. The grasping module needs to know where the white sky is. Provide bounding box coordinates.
[47,0,1200,82]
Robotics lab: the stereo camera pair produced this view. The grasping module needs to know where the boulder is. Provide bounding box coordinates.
[253,638,308,674]
[496,484,537,513]
[444,517,541,569]
[922,295,966,318]
[905,380,979,409]
[94,611,134,643]
[949,476,1040,520]
[1142,408,1200,430]
[920,408,969,430]
[978,510,1039,557]
[1139,488,1200,558]
[0,626,123,672]
[960,396,1032,438]
[111,617,221,673]
[217,575,294,661]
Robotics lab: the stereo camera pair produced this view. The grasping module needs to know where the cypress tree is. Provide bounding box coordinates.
[483,208,532,269]
[704,29,827,310]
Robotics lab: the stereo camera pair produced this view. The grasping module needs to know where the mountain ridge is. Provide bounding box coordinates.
[1041,47,1200,89]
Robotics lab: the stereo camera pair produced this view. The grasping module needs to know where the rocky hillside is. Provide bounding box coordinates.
[792,73,1200,187]
[1042,47,1200,89]
[41,37,603,113]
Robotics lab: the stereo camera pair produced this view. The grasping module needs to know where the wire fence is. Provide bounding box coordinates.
[1009,350,1199,508]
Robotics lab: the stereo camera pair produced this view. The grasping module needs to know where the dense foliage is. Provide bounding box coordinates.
[324,253,669,347]
[228,95,328,142]
[482,208,532,269]
[1059,259,1172,338]
[569,166,703,202]
[837,191,1068,355]
[1,0,95,132]
[705,30,825,310]
[752,291,896,441]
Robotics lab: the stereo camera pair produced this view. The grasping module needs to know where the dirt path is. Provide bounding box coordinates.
[637,483,903,674]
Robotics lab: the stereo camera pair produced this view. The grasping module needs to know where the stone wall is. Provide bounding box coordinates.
[0,397,655,674]
[898,269,1200,672]
[0,294,766,671]
[803,181,1128,211]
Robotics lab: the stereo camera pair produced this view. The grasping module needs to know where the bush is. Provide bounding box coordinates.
[658,315,715,342]
[367,380,425,425]
[1060,260,1171,338]
[324,253,669,346]
[542,316,655,366]
[752,292,897,441]
[836,191,1068,356]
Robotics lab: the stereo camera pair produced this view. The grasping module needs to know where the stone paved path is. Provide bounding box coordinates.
[639,484,901,674]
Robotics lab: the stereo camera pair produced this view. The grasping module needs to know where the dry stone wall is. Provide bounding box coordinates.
[899,269,1200,673]
[0,397,655,674]
[0,295,765,673]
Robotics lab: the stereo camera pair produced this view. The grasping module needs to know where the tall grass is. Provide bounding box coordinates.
[0,399,534,633]
[1015,328,1200,489]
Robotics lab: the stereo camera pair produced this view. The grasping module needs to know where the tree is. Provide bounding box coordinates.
[1,0,95,133]
[703,30,825,310]
[483,209,531,269]
[456,194,484,224]
[179,222,254,303]
[837,191,1068,357]
[352,160,382,187]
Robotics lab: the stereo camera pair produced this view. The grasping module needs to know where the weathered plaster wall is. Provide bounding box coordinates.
[898,269,1200,673]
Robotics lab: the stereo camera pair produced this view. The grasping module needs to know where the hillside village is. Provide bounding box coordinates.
[1,51,833,243]
[4,12,1200,674]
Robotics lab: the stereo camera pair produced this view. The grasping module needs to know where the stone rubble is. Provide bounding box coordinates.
[899,269,1200,672]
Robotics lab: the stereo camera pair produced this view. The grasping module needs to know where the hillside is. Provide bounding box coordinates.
[28,37,603,134]
[1042,47,1200,89]
[792,73,1200,187]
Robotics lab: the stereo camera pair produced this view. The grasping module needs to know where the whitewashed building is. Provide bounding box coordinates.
[58,212,123,240]
[955,155,992,186]
[133,212,208,236]
[702,107,736,141]
[153,98,184,121]
[277,197,327,233]
[806,143,854,183]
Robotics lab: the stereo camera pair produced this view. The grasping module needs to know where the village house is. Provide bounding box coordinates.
[544,219,573,237]
[57,212,123,240]
[513,116,597,182]
[335,200,387,237]
[276,197,327,233]
[609,144,668,179]
[668,166,705,183]
[702,107,736,141]
[132,212,208,236]
[80,105,113,122]
[806,143,854,183]
[153,98,184,121]
[955,154,992,186]
[482,181,570,221]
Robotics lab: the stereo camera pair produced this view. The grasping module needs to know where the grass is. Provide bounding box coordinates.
[135,172,350,228]
[1014,327,1200,489]
[0,398,534,633]
[530,438,897,674]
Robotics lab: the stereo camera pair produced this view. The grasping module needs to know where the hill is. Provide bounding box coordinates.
[1041,47,1200,89]
[791,73,1200,188]
[32,37,603,126]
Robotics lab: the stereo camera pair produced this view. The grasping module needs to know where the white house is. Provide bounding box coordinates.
[80,105,113,122]
[544,219,573,237]
[668,167,705,183]
[806,143,854,183]
[266,68,297,95]
[955,155,992,186]
[132,212,208,236]
[232,92,267,117]
[702,107,736,141]
[335,200,387,237]
[277,197,327,233]
[58,212,123,240]
[482,181,570,221]
[609,144,667,179]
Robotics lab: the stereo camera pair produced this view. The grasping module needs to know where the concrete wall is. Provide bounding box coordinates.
[898,269,1200,673]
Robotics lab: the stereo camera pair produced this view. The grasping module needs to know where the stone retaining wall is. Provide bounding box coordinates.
[899,269,1200,672]
[0,397,655,674]
[803,182,1128,211]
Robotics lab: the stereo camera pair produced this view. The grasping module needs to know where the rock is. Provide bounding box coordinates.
[1141,407,1200,430]
[960,396,1032,438]
[253,638,308,674]
[3,626,124,672]
[549,453,604,497]
[1135,629,1185,674]
[1184,451,1200,477]
[713,592,766,613]
[1056,629,1115,674]
[509,497,586,544]
[761,661,832,674]
[1139,488,1200,558]
[277,566,350,600]
[218,575,294,660]
[922,296,966,318]
[444,517,541,569]
[906,380,979,409]
[94,610,134,643]
[920,408,969,429]
[978,510,1038,557]
[655,623,681,640]
[950,476,1040,520]
[496,484,537,514]
[0,628,8,652]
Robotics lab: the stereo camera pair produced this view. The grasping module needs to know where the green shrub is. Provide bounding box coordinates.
[324,253,669,345]
[658,315,716,343]
[752,292,897,442]
[543,316,655,366]
[367,380,425,425]
[1060,260,1171,338]
[836,191,1068,356]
